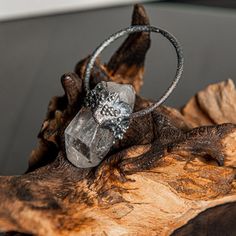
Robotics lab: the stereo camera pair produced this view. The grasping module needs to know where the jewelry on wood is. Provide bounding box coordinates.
[65,25,184,168]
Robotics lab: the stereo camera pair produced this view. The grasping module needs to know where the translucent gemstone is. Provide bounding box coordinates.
[65,82,135,168]
[106,82,135,110]
[65,107,114,168]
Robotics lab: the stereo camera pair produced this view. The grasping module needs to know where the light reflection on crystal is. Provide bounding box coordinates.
[65,82,135,168]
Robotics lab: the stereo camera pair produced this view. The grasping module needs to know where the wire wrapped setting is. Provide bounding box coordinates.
[84,25,184,119]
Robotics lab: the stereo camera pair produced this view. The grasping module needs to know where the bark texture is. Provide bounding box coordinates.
[1,4,236,236]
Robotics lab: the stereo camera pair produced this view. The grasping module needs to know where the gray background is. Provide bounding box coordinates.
[0,2,235,175]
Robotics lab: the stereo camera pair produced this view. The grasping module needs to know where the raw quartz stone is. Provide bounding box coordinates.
[65,82,136,168]
[65,107,114,168]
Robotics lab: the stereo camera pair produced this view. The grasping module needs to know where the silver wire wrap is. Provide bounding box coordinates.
[84,25,184,118]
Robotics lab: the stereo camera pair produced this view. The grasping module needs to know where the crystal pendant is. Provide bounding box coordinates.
[65,81,135,168]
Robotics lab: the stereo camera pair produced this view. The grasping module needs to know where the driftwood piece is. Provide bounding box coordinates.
[1,4,236,236]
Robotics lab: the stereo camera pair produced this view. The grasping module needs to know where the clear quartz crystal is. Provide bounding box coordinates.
[65,82,135,168]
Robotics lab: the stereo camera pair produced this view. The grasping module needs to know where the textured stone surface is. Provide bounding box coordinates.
[65,81,136,168]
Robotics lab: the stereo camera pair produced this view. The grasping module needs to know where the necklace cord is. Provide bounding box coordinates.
[84,25,184,118]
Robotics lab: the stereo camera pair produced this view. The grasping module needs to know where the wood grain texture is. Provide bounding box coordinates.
[1,4,236,236]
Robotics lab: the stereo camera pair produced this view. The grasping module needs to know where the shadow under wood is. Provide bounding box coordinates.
[172,202,236,236]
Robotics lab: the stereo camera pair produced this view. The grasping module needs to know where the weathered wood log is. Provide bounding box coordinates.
[1,4,236,236]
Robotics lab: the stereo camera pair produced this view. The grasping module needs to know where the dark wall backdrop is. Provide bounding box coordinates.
[0,2,235,175]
